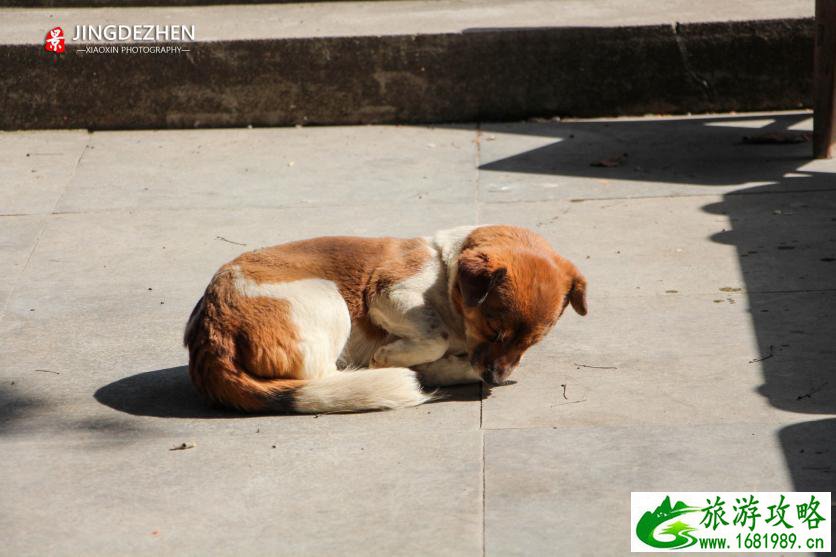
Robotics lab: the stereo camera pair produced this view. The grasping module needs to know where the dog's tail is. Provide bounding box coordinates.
[184,295,431,414]
[285,367,433,413]
[191,359,431,414]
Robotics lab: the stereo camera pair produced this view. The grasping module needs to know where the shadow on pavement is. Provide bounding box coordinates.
[95,366,483,418]
[479,112,835,496]
[94,366,241,419]
[707,179,836,506]
[779,419,836,492]
[478,113,831,190]
[0,384,47,434]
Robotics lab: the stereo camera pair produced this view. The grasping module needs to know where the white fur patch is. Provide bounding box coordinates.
[431,225,478,296]
[294,368,432,413]
[231,267,351,379]
[370,248,441,335]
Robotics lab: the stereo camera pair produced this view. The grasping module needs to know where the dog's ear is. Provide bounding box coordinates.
[458,251,507,307]
[568,273,588,316]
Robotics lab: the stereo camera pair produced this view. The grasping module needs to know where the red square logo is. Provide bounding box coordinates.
[44,27,65,53]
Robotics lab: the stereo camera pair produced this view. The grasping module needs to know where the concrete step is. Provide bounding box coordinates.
[0,0,814,130]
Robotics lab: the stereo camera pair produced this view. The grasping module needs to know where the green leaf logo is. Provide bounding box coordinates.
[636,496,701,549]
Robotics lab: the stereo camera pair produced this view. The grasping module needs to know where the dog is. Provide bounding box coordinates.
[184,225,587,413]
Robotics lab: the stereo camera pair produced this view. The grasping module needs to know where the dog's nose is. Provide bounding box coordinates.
[484,366,507,386]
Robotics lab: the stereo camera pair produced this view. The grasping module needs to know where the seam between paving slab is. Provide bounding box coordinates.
[559,288,836,299]
[475,122,486,557]
[478,188,836,206]
[520,188,836,206]
[478,419,836,433]
[1,185,833,220]
[480,388,486,557]
[480,428,486,557]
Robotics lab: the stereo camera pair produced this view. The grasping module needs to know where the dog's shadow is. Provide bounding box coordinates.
[94,366,488,418]
[94,366,239,418]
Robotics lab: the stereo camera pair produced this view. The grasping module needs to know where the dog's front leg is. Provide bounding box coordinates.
[371,337,447,369]
[368,296,448,369]
[412,354,481,386]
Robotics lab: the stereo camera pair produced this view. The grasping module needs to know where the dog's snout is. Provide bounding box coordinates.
[483,364,509,386]
[472,342,523,385]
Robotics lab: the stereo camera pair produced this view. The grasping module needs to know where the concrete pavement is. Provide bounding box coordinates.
[1,112,834,555]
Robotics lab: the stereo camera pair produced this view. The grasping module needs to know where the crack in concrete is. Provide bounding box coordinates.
[673,21,716,103]
[473,124,487,557]
[480,429,486,557]
[0,136,90,323]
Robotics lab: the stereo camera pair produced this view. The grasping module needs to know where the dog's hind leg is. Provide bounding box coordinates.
[189,270,430,413]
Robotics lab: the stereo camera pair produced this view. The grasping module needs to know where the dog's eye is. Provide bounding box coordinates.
[485,316,504,343]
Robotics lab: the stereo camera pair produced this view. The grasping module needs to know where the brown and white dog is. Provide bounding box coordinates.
[184,225,587,413]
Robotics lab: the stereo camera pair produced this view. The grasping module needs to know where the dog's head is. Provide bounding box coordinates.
[453,226,587,385]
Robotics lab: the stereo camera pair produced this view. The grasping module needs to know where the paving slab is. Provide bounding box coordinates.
[480,289,836,430]
[0,430,482,556]
[478,125,836,430]
[476,112,835,556]
[484,422,833,557]
[482,190,836,297]
[56,126,477,213]
[0,131,87,214]
[4,201,476,310]
[0,215,43,311]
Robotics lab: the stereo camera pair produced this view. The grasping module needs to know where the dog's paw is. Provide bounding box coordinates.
[370,345,392,368]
